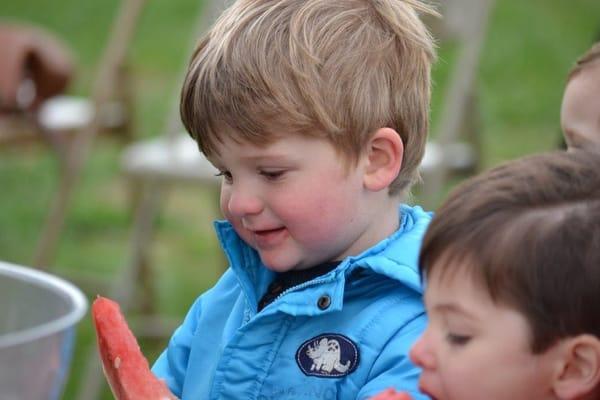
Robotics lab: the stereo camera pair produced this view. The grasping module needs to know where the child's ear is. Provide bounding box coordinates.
[363,127,404,192]
[553,335,600,399]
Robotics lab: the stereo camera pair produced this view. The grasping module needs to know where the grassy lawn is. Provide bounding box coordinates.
[1,0,599,399]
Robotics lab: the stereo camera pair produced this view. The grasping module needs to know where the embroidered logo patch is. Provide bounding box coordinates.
[296,333,359,378]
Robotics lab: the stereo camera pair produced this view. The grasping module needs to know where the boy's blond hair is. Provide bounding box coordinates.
[181,0,437,195]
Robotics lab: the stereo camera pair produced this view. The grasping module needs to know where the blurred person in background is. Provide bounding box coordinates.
[560,41,600,149]
[0,22,73,115]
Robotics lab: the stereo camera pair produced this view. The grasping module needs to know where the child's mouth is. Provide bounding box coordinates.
[253,227,288,247]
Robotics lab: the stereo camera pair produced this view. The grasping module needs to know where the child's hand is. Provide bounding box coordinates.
[369,388,414,400]
[92,296,178,400]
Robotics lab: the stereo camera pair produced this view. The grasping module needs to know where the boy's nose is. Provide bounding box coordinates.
[409,330,436,370]
[225,186,264,217]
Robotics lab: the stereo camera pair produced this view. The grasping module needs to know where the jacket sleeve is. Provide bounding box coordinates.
[356,312,429,400]
[151,295,204,398]
[151,268,242,397]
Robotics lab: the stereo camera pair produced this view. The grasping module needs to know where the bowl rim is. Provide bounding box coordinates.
[0,261,88,348]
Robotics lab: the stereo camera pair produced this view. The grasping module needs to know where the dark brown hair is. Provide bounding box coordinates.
[420,149,600,353]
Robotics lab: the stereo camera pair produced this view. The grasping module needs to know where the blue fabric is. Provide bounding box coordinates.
[152,205,432,400]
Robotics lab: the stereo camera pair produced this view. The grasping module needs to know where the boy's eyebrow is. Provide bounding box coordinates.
[431,303,478,321]
[208,153,296,170]
[239,154,291,162]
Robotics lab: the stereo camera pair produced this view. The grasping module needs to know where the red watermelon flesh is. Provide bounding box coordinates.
[369,388,414,400]
[92,296,177,400]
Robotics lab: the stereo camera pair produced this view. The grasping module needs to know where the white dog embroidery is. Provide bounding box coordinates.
[306,338,351,374]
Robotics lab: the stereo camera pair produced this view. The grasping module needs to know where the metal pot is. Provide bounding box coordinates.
[0,261,87,400]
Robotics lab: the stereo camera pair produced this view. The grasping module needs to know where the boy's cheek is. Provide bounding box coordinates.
[219,189,230,216]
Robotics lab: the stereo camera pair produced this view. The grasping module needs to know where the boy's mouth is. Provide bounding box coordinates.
[252,227,288,248]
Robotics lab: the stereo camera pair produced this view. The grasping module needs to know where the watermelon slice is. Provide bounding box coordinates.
[92,296,177,400]
[369,388,414,400]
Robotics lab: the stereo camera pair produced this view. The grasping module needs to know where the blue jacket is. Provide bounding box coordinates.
[153,205,431,400]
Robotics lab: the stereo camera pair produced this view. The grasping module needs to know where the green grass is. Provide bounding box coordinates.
[479,0,600,165]
[1,0,600,398]
[1,1,216,398]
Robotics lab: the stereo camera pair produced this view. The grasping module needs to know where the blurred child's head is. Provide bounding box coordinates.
[410,149,600,400]
[561,42,600,149]
[181,0,437,197]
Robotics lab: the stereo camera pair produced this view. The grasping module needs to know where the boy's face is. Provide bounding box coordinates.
[209,133,384,272]
[410,265,561,400]
[561,62,600,148]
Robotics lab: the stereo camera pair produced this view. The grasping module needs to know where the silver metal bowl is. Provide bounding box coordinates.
[0,261,88,400]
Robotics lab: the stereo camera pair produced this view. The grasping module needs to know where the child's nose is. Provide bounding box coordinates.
[409,331,436,371]
[226,185,263,217]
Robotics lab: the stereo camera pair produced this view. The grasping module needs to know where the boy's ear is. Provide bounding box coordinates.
[363,127,404,192]
[553,335,600,399]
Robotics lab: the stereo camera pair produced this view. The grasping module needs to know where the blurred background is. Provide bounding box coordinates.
[0,0,599,398]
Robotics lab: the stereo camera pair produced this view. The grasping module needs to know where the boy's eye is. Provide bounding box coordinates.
[445,333,471,346]
[215,170,233,183]
[259,170,285,180]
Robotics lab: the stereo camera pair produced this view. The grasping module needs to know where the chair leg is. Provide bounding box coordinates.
[32,139,78,270]
[116,179,164,310]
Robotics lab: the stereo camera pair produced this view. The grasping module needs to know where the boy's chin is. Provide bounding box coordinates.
[263,264,295,273]
[260,255,313,273]
[259,256,297,273]
[262,261,304,273]
[258,247,331,273]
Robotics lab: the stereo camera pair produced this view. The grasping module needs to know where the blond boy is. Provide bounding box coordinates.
[152,1,437,398]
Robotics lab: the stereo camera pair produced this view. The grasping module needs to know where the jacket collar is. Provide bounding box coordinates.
[214,205,431,316]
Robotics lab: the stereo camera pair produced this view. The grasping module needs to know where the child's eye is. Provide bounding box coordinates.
[259,170,285,180]
[445,333,471,346]
[215,170,233,183]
